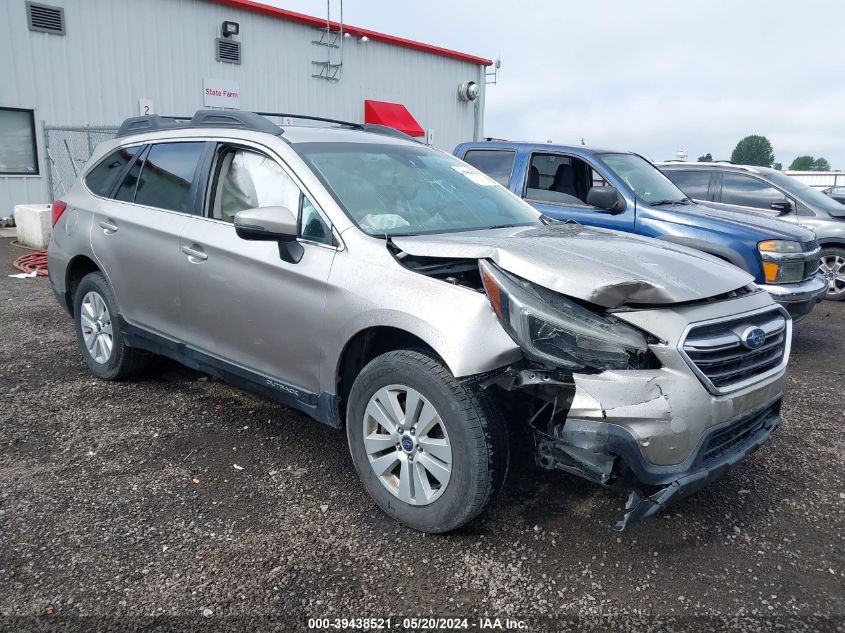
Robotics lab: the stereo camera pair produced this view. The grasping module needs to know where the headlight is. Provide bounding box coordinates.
[479,260,657,371]
[758,240,805,284]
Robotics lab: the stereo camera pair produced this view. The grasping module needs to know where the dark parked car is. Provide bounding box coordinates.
[659,162,845,301]
[822,186,845,205]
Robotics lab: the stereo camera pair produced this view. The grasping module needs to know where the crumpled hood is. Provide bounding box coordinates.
[392,224,755,308]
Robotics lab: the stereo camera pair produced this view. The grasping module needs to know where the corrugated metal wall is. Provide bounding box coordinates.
[0,0,486,210]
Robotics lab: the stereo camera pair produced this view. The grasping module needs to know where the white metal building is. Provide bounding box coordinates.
[0,0,491,211]
[784,171,845,190]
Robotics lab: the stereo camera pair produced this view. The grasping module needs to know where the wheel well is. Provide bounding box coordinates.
[335,327,438,424]
[818,241,845,251]
[64,255,101,313]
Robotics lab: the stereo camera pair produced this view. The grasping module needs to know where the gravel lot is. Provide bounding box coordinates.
[1,237,843,632]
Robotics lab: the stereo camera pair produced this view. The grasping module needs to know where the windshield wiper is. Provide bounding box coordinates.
[485,223,530,230]
[650,198,690,206]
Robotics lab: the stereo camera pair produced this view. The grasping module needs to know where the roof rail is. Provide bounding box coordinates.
[115,110,421,143]
[116,110,282,138]
[255,111,361,128]
[189,110,282,134]
[257,112,422,143]
[115,114,190,138]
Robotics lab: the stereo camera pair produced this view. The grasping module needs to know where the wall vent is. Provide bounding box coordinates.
[26,1,65,35]
[216,38,241,64]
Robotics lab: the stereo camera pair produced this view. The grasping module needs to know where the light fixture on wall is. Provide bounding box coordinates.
[221,20,239,38]
[458,80,479,101]
[359,35,369,43]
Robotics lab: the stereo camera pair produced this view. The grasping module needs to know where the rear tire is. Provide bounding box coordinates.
[819,247,845,301]
[346,350,508,533]
[74,272,149,380]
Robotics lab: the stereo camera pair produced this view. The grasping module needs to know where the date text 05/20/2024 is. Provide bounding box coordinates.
[307,617,528,630]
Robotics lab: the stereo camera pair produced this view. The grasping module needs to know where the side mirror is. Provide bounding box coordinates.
[770,199,794,215]
[233,206,303,264]
[586,186,624,213]
[234,206,298,242]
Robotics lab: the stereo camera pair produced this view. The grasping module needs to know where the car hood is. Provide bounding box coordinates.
[392,224,754,308]
[650,201,817,241]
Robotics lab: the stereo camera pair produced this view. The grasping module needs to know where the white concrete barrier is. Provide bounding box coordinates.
[14,204,53,249]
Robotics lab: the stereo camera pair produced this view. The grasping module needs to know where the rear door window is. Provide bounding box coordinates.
[462,150,515,187]
[114,146,147,203]
[132,142,206,212]
[85,146,142,197]
[665,170,711,200]
[720,173,785,209]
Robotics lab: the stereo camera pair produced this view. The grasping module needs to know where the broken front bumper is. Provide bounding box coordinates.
[534,395,782,530]
[521,291,788,529]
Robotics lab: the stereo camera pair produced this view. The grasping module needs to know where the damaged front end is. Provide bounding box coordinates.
[475,260,783,530]
[489,363,781,530]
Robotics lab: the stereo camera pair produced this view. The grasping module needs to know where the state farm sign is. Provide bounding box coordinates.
[203,79,240,109]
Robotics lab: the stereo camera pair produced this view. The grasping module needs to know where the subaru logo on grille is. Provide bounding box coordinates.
[741,327,766,350]
[401,436,414,452]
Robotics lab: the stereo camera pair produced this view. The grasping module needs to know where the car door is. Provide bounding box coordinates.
[89,141,209,340]
[522,152,635,231]
[710,171,799,224]
[178,142,337,396]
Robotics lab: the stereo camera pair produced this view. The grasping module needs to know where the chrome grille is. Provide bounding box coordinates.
[801,240,821,281]
[680,307,790,394]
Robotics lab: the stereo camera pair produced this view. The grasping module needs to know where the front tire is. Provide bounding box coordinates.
[346,350,508,533]
[819,247,845,301]
[74,272,149,380]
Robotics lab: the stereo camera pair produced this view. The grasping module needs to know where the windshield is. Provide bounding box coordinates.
[294,142,541,236]
[761,169,845,215]
[600,153,687,204]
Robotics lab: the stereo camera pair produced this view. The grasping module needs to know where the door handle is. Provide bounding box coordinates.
[98,219,118,234]
[181,244,208,261]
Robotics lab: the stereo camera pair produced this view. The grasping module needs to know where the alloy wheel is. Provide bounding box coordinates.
[362,384,453,506]
[819,254,845,296]
[80,291,114,364]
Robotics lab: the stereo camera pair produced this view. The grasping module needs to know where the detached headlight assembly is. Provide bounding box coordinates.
[758,240,806,284]
[478,260,658,372]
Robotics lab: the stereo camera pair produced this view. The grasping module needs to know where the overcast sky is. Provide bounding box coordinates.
[267,0,845,168]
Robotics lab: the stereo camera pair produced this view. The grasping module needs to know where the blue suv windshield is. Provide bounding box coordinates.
[296,142,541,236]
[601,153,688,205]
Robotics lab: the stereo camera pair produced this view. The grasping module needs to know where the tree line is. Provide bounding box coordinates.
[696,136,832,171]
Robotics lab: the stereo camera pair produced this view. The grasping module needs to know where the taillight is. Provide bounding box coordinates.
[51,200,68,226]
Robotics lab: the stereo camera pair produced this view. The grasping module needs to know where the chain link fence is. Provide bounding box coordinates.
[44,125,118,201]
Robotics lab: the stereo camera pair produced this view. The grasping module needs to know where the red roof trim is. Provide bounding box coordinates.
[364,100,426,137]
[209,0,493,66]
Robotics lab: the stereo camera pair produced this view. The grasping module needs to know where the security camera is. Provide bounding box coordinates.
[458,80,479,101]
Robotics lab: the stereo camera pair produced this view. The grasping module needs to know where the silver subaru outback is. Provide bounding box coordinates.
[48,110,791,532]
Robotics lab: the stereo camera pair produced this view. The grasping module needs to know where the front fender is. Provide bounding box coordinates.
[319,254,521,393]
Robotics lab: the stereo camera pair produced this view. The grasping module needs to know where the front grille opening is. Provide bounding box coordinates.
[701,404,777,464]
[682,309,788,392]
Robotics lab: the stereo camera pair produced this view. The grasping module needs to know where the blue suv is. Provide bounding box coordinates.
[454,142,826,321]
